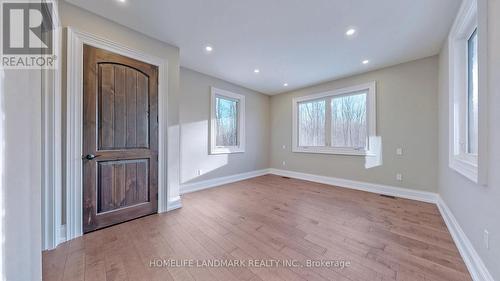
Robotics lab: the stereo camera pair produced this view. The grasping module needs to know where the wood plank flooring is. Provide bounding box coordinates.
[43,175,471,281]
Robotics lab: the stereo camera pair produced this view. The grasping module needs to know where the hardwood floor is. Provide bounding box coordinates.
[43,175,471,281]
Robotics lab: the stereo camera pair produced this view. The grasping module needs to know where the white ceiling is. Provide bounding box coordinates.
[65,0,461,95]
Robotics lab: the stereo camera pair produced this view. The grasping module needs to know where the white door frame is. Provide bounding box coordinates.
[42,0,62,251]
[64,27,172,241]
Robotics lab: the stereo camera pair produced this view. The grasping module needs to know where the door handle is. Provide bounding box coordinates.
[83,154,100,160]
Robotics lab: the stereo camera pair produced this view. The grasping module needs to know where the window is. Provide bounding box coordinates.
[331,91,367,149]
[292,82,376,156]
[215,96,238,147]
[210,87,245,154]
[448,0,487,184]
[298,99,326,147]
[467,29,478,155]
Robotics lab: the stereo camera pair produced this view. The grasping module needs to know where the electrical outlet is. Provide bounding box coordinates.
[396,173,403,181]
[396,148,403,155]
[282,161,286,167]
[484,230,489,249]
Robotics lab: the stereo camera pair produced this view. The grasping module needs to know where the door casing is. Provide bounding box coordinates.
[60,27,178,245]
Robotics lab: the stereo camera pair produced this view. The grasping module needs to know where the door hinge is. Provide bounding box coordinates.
[156,193,158,200]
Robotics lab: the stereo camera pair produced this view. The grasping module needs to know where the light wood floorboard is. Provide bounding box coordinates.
[43,175,471,281]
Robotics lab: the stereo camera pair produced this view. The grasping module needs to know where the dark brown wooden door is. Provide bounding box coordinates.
[83,45,158,233]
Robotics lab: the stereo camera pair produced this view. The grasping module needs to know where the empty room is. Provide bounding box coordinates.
[2,0,499,280]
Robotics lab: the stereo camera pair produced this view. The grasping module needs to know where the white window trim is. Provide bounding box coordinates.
[210,87,246,154]
[448,0,488,185]
[292,82,376,156]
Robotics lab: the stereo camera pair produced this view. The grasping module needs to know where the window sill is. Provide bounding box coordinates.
[292,146,376,156]
[210,147,245,155]
[450,156,478,183]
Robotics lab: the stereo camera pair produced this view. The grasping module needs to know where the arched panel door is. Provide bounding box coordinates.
[83,45,158,233]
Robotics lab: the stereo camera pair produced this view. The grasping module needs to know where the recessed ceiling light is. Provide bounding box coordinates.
[283,83,288,87]
[254,69,260,74]
[346,28,357,36]
[362,60,370,65]
[117,0,126,2]
[204,45,213,53]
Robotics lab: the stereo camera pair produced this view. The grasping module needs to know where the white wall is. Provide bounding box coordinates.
[3,69,43,280]
[180,67,270,187]
[438,1,500,279]
[270,56,439,192]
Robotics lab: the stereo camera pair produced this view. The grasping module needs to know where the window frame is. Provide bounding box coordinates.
[448,0,488,184]
[292,82,376,156]
[210,87,246,154]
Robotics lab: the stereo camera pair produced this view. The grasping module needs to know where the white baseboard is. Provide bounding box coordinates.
[437,197,494,281]
[268,168,438,203]
[58,224,66,245]
[178,167,492,281]
[180,167,438,203]
[167,196,183,211]
[180,169,270,194]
